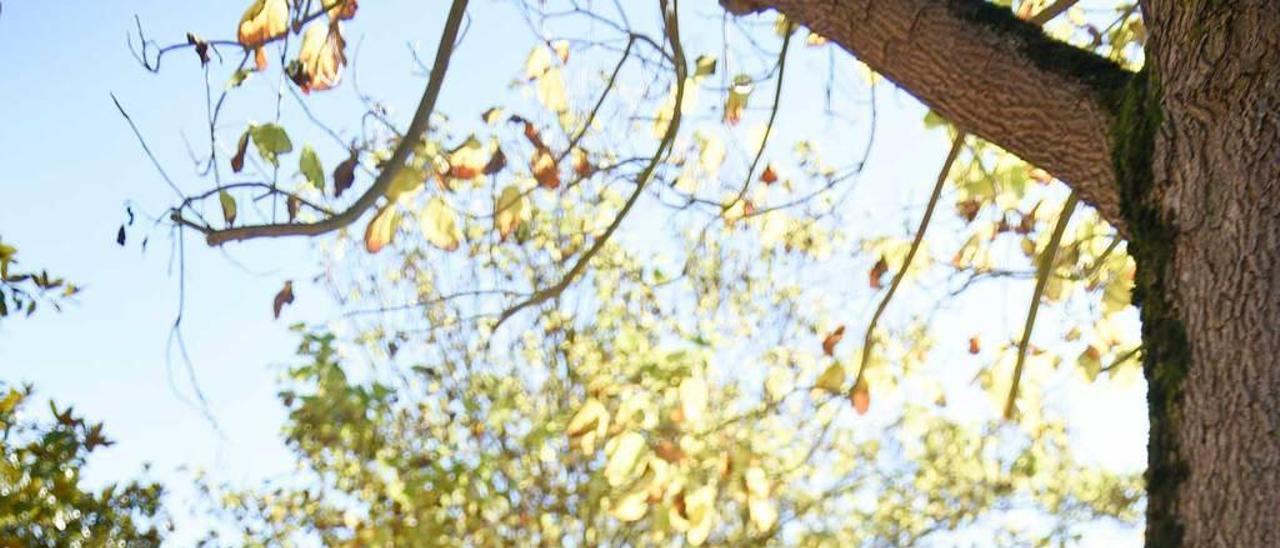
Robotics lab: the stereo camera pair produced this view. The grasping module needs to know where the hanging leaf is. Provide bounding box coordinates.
[445,136,487,181]
[724,74,753,125]
[484,148,507,177]
[679,376,708,425]
[760,163,778,185]
[227,69,253,89]
[250,123,293,166]
[116,225,126,246]
[815,362,845,393]
[363,204,399,254]
[419,196,462,252]
[610,488,649,522]
[869,256,888,289]
[604,431,646,487]
[850,377,871,415]
[326,0,358,20]
[236,0,288,70]
[531,148,560,189]
[386,166,426,203]
[694,54,717,78]
[292,22,346,93]
[218,190,237,227]
[186,33,210,65]
[968,336,981,355]
[566,398,609,455]
[481,107,505,126]
[231,129,251,173]
[494,185,526,241]
[333,150,358,197]
[287,195,301,222]
[299,146,324,190]
[821,325,845,356]
[272,280,294,319]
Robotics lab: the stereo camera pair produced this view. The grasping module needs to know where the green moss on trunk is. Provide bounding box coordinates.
[1111,68,1190,547]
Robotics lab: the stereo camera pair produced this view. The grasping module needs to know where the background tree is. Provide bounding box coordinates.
[0,238,167,546]
[117,0,1275,545]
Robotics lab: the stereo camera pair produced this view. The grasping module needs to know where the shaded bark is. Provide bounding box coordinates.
[727,0,1133,235]
[1139,1,1280,545]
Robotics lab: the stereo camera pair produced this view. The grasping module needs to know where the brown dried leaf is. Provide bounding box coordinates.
[272,280,294,319]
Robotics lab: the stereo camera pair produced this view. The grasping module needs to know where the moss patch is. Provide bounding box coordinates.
[945,0,1130,102]
[1111,68,1190,547]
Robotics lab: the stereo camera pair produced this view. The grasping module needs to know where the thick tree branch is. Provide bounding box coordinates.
[184,0,469,246]
[727,0,1132,236]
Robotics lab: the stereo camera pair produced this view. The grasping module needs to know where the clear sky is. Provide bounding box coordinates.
[0,1,1145,545]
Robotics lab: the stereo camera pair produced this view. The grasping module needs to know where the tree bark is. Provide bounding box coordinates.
[1139,1,1280,545]
[726,0,1133,236]
[737,0,1280,545]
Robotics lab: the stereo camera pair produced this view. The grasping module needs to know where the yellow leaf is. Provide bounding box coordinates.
[609,488,649,522]
[678,376,708,425]
[604,431,646,487]
[363,204,399,254]
[815,362,845,394]
[524,45,553,80]
[723,75,753,125]
[494,185,526,240]
[294,22,346,93]
[219,190,237,227]
[386,166,425,203]
[536,66,569,113]
[684,485,717,546]
[748,497,778,533]
[566,398,609,454]
[419,197,462,252]
[237,0,288,69]
[445,136,487,181]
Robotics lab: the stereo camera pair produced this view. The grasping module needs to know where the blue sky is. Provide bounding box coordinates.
[0,0,1145,544]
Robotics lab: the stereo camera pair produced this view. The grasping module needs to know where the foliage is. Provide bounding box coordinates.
[0,384,167,545]
[0,237,78,320]
[117,0,1154,544]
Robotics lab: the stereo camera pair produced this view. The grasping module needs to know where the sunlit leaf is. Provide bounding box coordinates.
[604,431,645,487]
[219,190,237,227]
[250,123,293,166]
[419,196,462,252]
[292,22,346,93]
[237,0,288,70]
[299,146,324,190]
[815,362,845,394]
[363,204,399,254]
[494,185,526,241]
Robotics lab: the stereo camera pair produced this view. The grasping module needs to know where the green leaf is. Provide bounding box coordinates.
[219,191,237,227]
[227,69,253,89]
[299,146,325,190]
[250,123,293,166]
[694,54,717,78]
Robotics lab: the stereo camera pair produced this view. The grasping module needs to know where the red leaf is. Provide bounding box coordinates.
[821,325,845,357]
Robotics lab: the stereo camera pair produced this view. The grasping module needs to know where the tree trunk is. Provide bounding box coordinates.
[1138,1,1280,545]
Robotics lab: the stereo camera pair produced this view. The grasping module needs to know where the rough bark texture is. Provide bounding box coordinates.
[1139,1,1280,545]
[727,0,1133,235]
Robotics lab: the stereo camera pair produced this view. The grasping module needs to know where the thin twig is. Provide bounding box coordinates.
[729,21,793,209]
[1004,190,1079,419]
[853,134,966,389]
[185,0,471,246]
[493,0,687,330]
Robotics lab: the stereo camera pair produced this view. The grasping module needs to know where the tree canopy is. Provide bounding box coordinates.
[2,0,1172,545]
